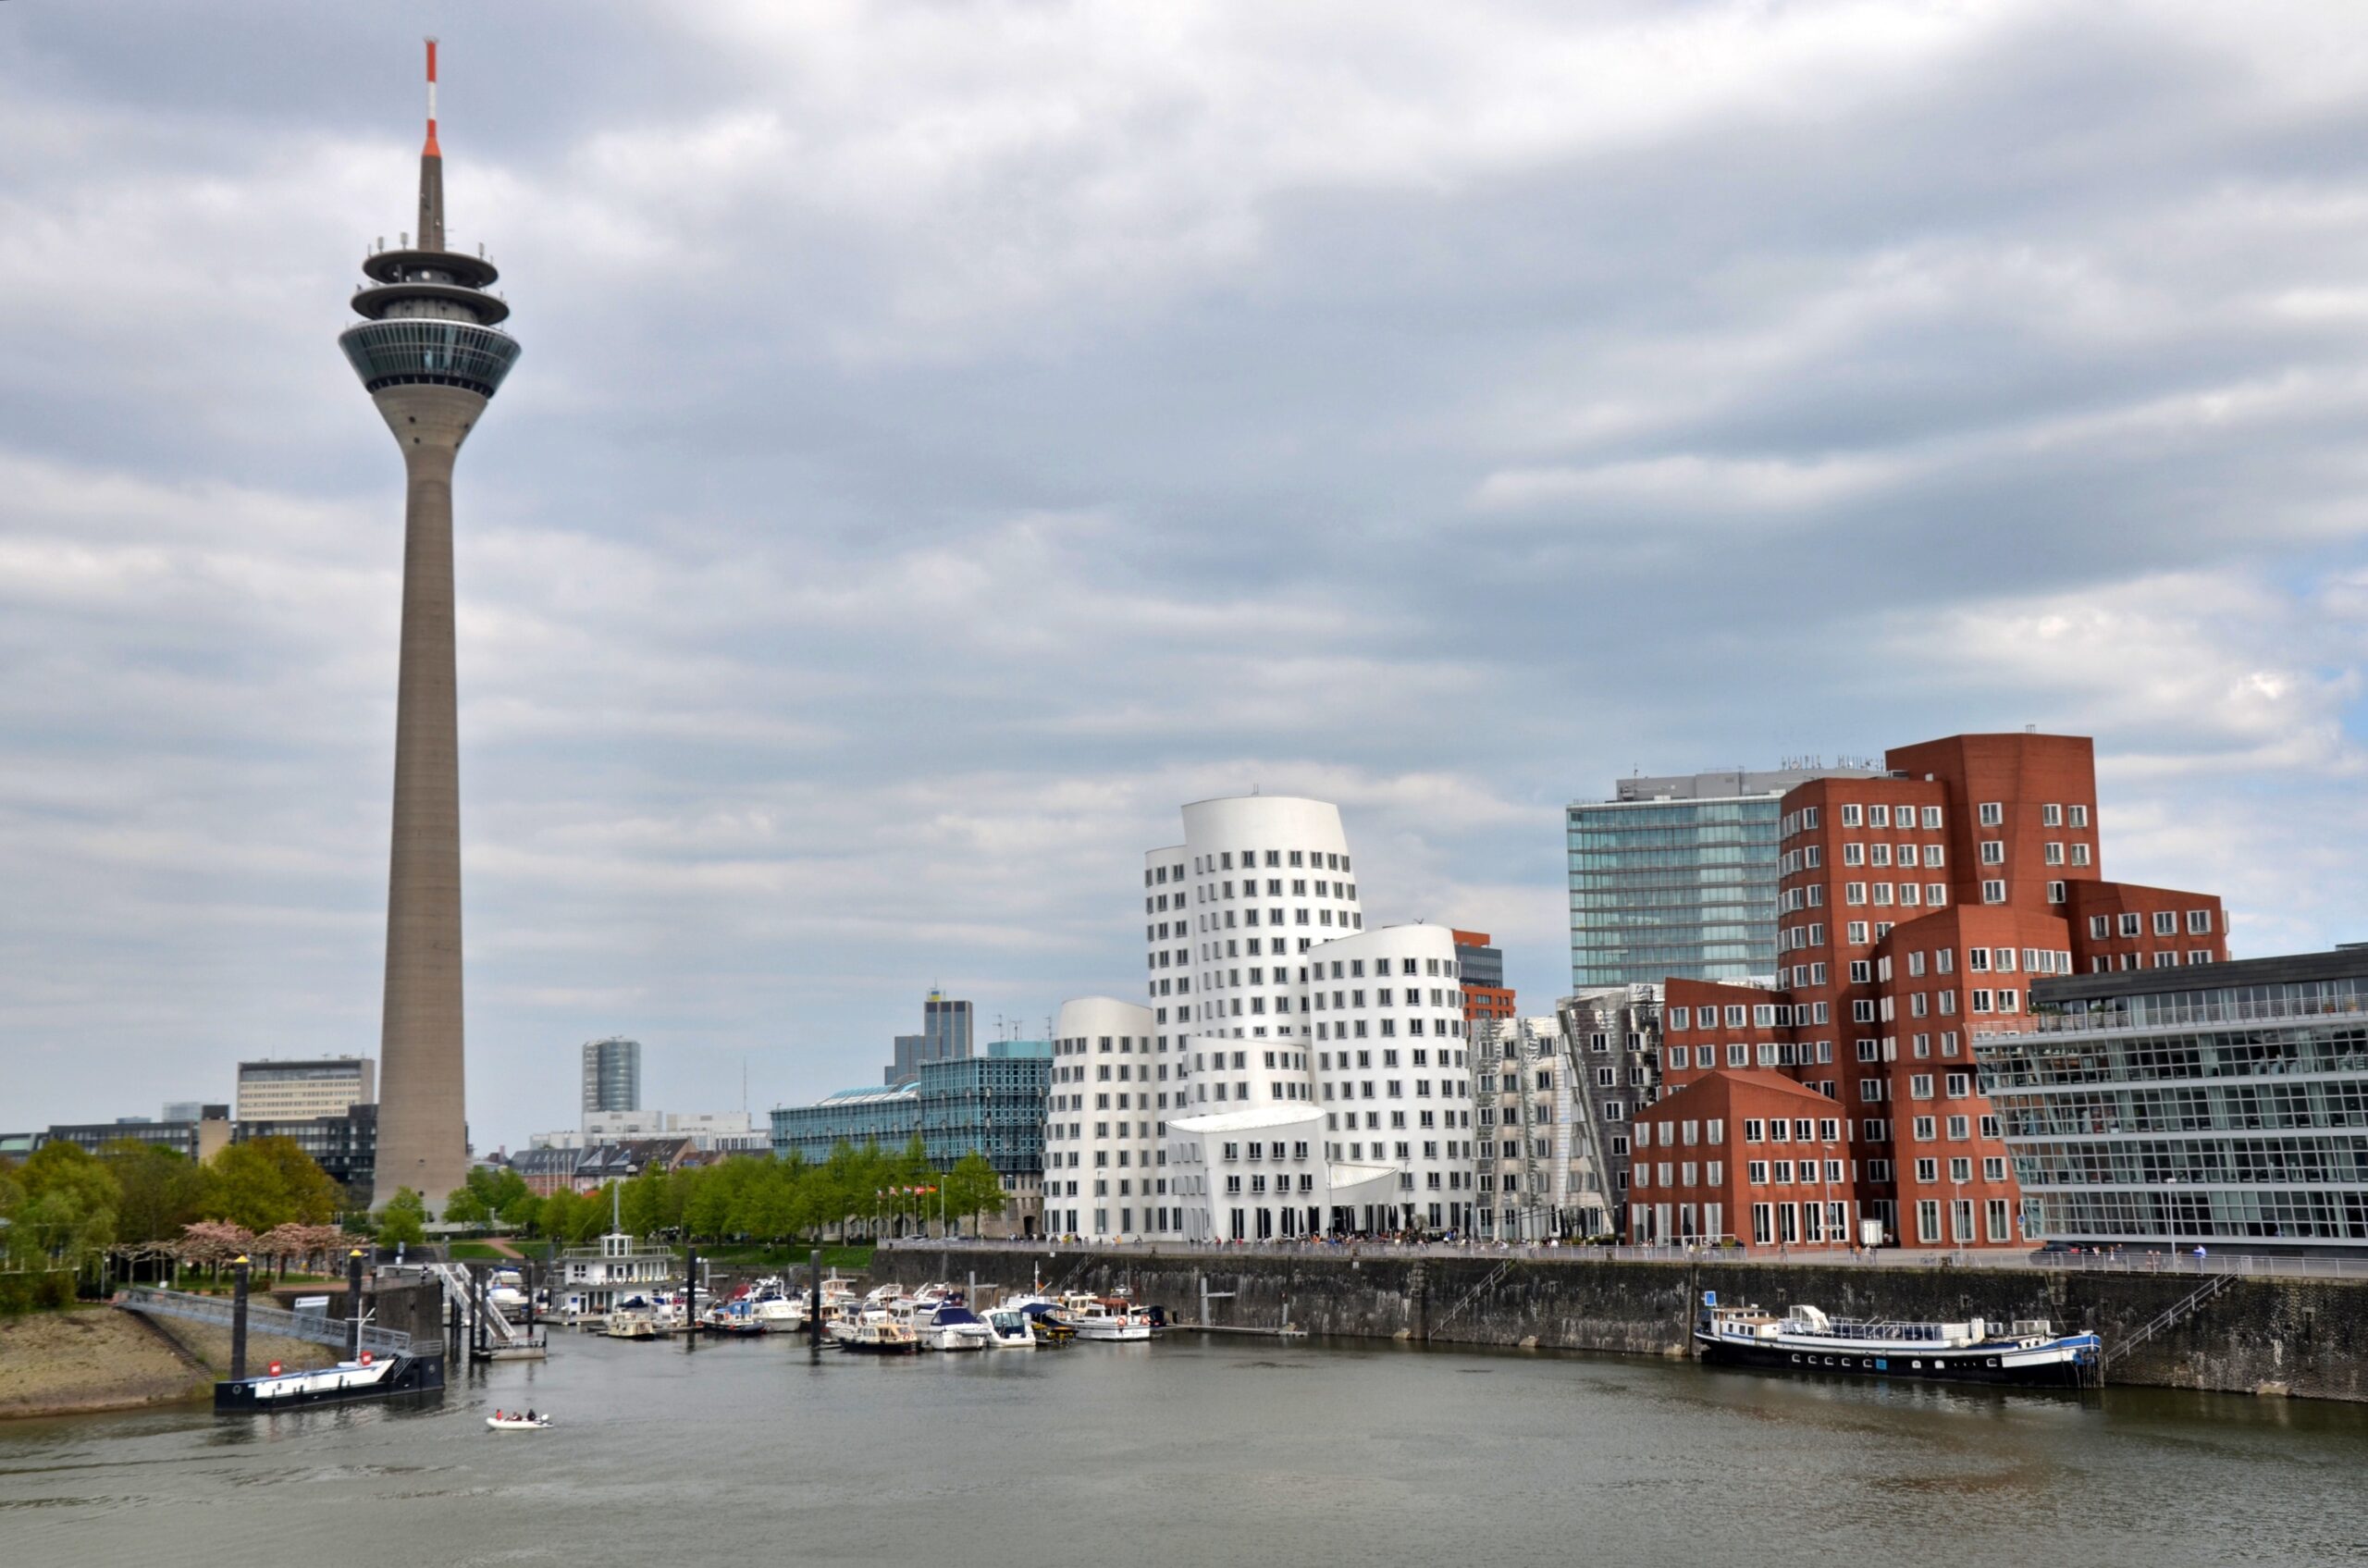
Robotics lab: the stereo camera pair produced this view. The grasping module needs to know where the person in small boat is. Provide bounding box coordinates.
[525,1409,536,1423]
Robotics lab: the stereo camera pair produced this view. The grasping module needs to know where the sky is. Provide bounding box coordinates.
[3,1,2364,1151]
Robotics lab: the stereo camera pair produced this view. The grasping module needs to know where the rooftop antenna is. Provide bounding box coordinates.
[416,38,446,251]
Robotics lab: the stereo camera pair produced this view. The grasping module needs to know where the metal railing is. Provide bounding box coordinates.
[2022,995,2368,1036]
[882,1235,2368,1281]
[117,1286,414,1356]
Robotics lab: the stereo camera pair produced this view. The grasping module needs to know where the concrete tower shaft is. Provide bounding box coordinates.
[342,41,519,1212]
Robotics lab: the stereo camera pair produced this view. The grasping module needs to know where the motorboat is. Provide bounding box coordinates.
[921,1302,993,1352]
[840,1317,920,1356]
[487,1413,552,1430]
[983,1308,1038,1350]
[605,1300,661,1340]
[1694,1296,2103,1389]
[1056,1292,1153,1342]
[700,1300,768,1336]
[487,1268,530,1314]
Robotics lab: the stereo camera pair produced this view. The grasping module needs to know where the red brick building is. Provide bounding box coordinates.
[1635,733,2227,1252]
[1453,929,1517,1025]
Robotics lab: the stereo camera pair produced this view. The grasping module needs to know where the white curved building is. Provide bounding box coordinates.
[1043,996,1156,1240]
[1051,794,1479,1241]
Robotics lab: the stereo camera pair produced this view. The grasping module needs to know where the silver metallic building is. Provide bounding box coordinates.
[1977,948,2368,1251]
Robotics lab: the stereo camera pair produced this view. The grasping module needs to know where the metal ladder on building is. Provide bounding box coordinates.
[1425,1259,1512,1340]
[2103,1271,2235,1367]
[426,1262,529,1348]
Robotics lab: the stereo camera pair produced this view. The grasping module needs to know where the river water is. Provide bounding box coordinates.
[1,1331,2362,1567]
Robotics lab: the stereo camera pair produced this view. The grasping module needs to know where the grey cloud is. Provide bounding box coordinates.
[3,2,2363,1143]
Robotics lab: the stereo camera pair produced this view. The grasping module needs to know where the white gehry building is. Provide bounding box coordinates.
[1043,795,1482,1241]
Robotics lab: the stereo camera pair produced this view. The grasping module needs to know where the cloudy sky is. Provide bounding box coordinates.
[5,1,2363,1148]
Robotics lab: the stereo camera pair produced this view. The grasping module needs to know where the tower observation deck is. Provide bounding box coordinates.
[343,40,520,1213]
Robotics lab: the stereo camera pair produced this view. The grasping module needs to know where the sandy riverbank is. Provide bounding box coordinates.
[0,1306,348,1421]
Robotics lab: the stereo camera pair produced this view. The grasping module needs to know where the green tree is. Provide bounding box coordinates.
[536,1188,584,1243]
[6,1143,119,1273]
[101,1141,209,1246]
[442,1183,491,1227]
[943,1150,1007,1236]
[376,1187,428,1248]
[620,1162,668,1237]
[200,1138,337,1230]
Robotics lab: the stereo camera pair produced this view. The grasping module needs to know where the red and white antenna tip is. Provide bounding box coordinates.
[423,37,441,156]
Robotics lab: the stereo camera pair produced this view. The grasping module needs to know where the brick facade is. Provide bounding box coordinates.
[1636,732,2227,1251]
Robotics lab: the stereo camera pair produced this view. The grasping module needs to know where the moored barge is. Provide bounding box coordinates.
[1695,1295,2101,1389]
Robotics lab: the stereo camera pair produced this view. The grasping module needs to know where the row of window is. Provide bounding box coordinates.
[1148,847,1353,884]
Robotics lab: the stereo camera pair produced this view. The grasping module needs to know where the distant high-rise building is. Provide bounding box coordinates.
[1568,764,1885,991]
[581,1037,642,1119]
[343,41,523,1210]
[235,1058,376,1123]
[884,992,976,1086]
[1452,930,1515,1024]
[161,1101,205,1124]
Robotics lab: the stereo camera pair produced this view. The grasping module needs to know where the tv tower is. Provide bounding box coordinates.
[338,40,521,1210]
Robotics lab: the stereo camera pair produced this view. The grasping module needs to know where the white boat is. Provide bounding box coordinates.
[487,1414,553,1430]
[841,1317,920,1355]
[983,1309,1037,1350]
[921,1303,993,1352]
[605,1302,661,1340]
[1057,1292,1153,1342]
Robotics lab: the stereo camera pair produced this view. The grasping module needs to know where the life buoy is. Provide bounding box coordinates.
[267,1361,284,1377]
[359,1350,374,1366]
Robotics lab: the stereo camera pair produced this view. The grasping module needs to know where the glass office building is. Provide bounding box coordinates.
[581,1036,642,1117]
[1977,948,2368,1250]
[1568,766,1880,990]
[775,1040,1050,1179]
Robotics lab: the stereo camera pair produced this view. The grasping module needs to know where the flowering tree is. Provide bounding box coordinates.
[256,1221,353,1279]
[174,1220,257,1284]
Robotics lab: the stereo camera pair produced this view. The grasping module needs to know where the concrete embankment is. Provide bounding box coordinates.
[896,1244,2368,1403]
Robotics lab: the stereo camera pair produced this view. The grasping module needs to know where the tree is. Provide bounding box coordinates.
[102,1142,210,1247]
[442,1184,491,1227]
[536,1188,583,1243]
[376,1188,428,1248]
[943,1151,1007,1236]
[6,1142,120,1273]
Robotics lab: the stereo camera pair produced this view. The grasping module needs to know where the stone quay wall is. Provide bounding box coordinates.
[894,1243,2368,1402]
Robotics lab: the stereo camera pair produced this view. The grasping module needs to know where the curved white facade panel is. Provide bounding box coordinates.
[1043,996,1156,1240]
[1048,794,1481,1242]
[1306,923,1476,1231]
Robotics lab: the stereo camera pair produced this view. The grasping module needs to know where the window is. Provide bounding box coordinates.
[1980,840,2005,865]
[1844,842,1865,867]
[2153,910,2178,937]
[2187,908,2214,934]
[1670,1006,1690,1031]
[2043,842,2064,865]
[1910,1074,1934,1099]
[2041,804,2062,826]
[2070,843,2091,867]
[1841,804,1863,827]
[1982,880,2006,904]
[1979,802,2003,827]
[2119,912,2141,938]
[1869,804,1891,828]
[2047,880,2066,905]
[1845,883,1868,906]
[2069,804,2090,828]
[1849,959,1872,983]
[1915,1158,1939,1183]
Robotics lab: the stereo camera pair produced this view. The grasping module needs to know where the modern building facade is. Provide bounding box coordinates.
[1453,930,1516,1025]
[581,1037,641,1119]
[233,1105,378,1199]
[235,1058,376,1124]
[1045,795,1481,1241]
[1977,947,2368,1252]
[1638,732,2228,1252]
[1558,985,1666,1228]
[1569,764,1884,991]
[40,1111,231,1163]
[1472,1015,1615,1241]
[773,1042,1053,1236]
[343,42,522,1211]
